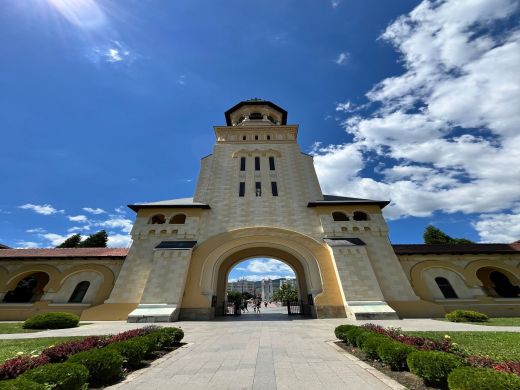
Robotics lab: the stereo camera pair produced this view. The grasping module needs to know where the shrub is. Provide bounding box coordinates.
[68,348,123,387]
[42,336,107,363]
[334,325,357,341]
[446,310,489,323]
[23,312,79,329]
[0,378,46,389]
[492,361,520,377]
[0,355,50,380]
[378,341,416,371]
[407,350,465,385]
[448,367,520,390]
[20,362,89,390]
[344,327,364,346]
[106,340,147,369]
[355,330,373,349]
[360,334,392,360]
[107,326,160,344]
[157,327,184,347]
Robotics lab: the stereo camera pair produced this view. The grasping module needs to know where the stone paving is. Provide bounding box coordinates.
[1,311,520,389]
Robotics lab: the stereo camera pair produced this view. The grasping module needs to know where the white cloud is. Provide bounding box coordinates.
[83,207,105,215]
[229,275,296,282]
[68,215,88,222]
[107,234,132,248]
[473,206,520,243]
[335,52,349,65]
[26,227,46,234]
[114,206,127,215]
[41,233,70,247]
[19,204,63,215]
[15,241,41,248]
[313,0,520,235]
[97,217,133,233]
[331,0,341,9]
[246,259,294,274]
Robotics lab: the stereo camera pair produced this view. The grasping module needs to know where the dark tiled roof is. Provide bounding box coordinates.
[128,197,210,212]
[224,100,288,125]
[393,243,520,255]
[0,248,129,259]
[308,194,390,209]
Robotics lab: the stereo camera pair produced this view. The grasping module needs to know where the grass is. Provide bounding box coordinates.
[437,317,520,326]
[0,322,92,334]
[407,331,520,361]
[0,337,85,363]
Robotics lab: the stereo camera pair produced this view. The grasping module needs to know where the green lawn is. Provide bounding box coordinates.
[0,337,85,363]
[0,323,43,334]
[435,317,520,326]
[407,331,520,361]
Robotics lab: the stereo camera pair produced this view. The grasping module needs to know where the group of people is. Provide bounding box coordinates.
[240,299,270,313]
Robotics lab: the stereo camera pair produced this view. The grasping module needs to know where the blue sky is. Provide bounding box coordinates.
[0,0,519,251]
[228,258,295,283]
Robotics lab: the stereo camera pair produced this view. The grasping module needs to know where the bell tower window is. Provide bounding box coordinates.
[255,182,262,196]
[240,157,246,171]
[255,157,260,171]
[249,112,263,120]
[269,156,275,170]
[271,182,278,196]
[239,182,245,197]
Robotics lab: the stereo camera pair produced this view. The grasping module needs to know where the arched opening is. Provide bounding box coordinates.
[213,247,314,320]
[169,214,186,224]
[3,272,50,303]
[249,112,263,120]
[149,214,166,224]
[68,281,90,303]
[332,211,349,221]
[477,267,520,298]
[434,277,458,299]
[353,211,369,221]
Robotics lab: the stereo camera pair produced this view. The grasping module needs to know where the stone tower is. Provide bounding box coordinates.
[83,99,422,322]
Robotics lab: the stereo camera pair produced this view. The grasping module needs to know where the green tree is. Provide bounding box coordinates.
[56,234,82,248]
[273,283,298,303]
[227,291,242,303]
[78,230,108,248]
[423,225,474,244]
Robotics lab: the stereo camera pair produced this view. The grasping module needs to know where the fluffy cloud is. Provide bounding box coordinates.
[313,0,520,234]
[41,233,70,247]
[15,241,41,248]
[107,234,132,248]
[83,207,105,215]
[67,215,88,222]
[246,259,294,274]
[19,204,63,215]
[230,275,296,282]
[97,217,133,233]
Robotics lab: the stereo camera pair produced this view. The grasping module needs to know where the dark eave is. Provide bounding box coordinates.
[225,100,288,126]
[128,204,211,212]
[155,241,197,250]
[393,243,520,255]
[308,195,390,209]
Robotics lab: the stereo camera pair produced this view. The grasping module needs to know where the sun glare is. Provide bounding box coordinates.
[47,0,106,29]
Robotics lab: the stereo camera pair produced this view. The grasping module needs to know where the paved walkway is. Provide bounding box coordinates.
[2,312,520,389]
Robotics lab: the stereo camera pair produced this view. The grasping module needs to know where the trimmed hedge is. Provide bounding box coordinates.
[448,367,520,390]
[360,334,392,360]
[407,351,465,385]
[23,312,79,329]
[106,340,147,369]
[157,327,184,347]
[20,362,88,390]
[335,325,357,341]
[0,378,46,389]
[355,330,373,349]
[445,310,489,323]
[378,341,416,371]
[68,348,123,387]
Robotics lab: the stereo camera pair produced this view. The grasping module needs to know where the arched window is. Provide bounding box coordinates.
[435,277,458,299]
[332,211,349,221]
[68,281,90,303]
[170,214,186,224]
[150,214,166,224]
[3,272,50,303]
[490,271,520,298]
[353,211,369,221]
[249,112,263,120]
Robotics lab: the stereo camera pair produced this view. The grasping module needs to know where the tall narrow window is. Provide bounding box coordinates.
[242,135,247,141]
[269,156,275,171]
[255,157,260,171]
[255,135,259,140]
[240,157,246,171]
[271,182,278,196]
[68,281,90,303]
[255,182,262,197]
[435,277,458,299]
[267,135,271,140]
[239,182,245,197]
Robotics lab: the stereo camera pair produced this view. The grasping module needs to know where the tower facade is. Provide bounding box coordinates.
[83,99,426,322]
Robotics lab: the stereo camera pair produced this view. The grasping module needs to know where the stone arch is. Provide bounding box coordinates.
[5,264,61,292]
[332,211,349,221]
[181,227,345,319]
[475,266,520,298]
[59,264,115,305]
[409,261,468,301]
[0,266,9,291]
[353,210,369,221]
[465,260,519,286]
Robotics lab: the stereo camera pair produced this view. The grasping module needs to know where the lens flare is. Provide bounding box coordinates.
[47,0,106,29]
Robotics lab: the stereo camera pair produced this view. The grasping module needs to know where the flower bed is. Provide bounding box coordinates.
[0,325,183,386]
[335,324,520,389]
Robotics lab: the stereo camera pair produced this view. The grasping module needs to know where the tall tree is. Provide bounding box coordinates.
[56,234,81,248]
[78,230,108,248]
[423,225,474,244]
[272,283,298,303]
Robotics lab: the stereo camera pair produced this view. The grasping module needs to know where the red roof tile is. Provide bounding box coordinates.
[393,243,520,255]
[0,248,129,259]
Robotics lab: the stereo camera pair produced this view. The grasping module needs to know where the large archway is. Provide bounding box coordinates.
[180,227,346,320]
